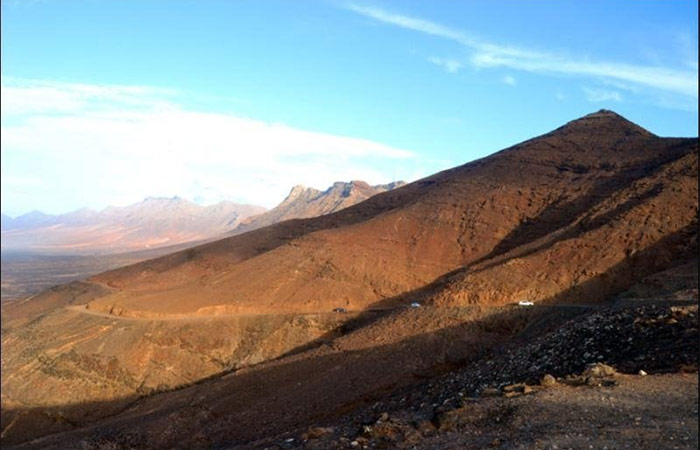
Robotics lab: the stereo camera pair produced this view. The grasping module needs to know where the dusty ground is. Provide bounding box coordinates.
[235,303,699,450]
[285,373,698,450]
[3,302,696,449]
[1,249,176,301]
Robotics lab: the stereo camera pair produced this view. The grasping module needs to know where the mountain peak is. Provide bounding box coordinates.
[143,195,185,203]
[556,109,655,137]
[349,180,371,189]
[287,185,311,198]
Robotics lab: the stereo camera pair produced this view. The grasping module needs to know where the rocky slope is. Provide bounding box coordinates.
[4,300,696,449]
[1,197,265,254]
[1,110,697,448]
[232,180,405,235]
[246,303,699,450]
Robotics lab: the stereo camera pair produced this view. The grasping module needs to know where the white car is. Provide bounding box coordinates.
[410,302,422,308]
[518,300,535,306]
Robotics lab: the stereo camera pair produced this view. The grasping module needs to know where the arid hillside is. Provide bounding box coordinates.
[83,110,698,317]
[1,110,697,448]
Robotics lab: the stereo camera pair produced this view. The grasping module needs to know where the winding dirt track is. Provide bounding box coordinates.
[63,304,404,322]
[64,303,597,322]
[66,298,696,322]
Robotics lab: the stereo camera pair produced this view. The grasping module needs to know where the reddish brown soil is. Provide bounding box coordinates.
[82,110,697,318]
[1,110,697,449]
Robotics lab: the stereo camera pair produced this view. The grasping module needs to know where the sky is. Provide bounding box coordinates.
[1,0,698,217]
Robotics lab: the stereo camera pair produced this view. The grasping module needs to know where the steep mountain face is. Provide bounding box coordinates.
[82,110,697,317]
[0,197,265,254]
[1,110,697,447]
[232,180,406,234]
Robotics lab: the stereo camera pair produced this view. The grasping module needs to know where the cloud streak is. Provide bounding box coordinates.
[583,87,622,103]
[1,78,428,215]
[428,57,463,73]
[0,77,177,115]
[502,75,517,86]
[346,3,698,98]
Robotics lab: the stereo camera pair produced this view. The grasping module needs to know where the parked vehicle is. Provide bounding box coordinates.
[410,302,421,308]
[518,300,534,306]
[332,307,347,313]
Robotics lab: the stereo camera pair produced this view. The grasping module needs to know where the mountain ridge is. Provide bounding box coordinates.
[77,110,696,318]
[0,197,266,254]
[231,179,406,234]
[1,196,260,226]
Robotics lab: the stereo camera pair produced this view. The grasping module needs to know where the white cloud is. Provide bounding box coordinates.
[1,78,428,215]
[583,87,622,103]
[0,77,177,115]
[429,57,463,73]
[502,75,517,86]
[1,175,43,187]
[346,4,698,99]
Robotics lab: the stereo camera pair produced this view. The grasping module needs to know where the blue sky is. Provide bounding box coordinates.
[1,0,697,216]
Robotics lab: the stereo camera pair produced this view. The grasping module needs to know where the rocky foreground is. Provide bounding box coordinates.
[245,303,698,450]
[5,301,696,449]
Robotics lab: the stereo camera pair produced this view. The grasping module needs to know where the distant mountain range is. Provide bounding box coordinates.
[0,181,406,254]
[1,197,265,254]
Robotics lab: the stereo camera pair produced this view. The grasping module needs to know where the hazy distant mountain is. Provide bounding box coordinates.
[1,182,405,253]
[1,197,266,254]
[233,180,406,234]
[1,210,57,230]
[0,214,11,230]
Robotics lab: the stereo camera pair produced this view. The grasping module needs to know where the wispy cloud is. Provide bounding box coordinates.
[673,30,699,71]
[0,77,177,115]
[502,75,517,86]
[345,3,698,99]
[1,78,430,215]
[583,87,622,103]
[428,57,463,73]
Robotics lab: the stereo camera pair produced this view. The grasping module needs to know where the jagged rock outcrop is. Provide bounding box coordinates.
[232,180,406,234]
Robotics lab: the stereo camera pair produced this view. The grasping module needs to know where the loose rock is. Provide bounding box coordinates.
[541,374,557,387]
